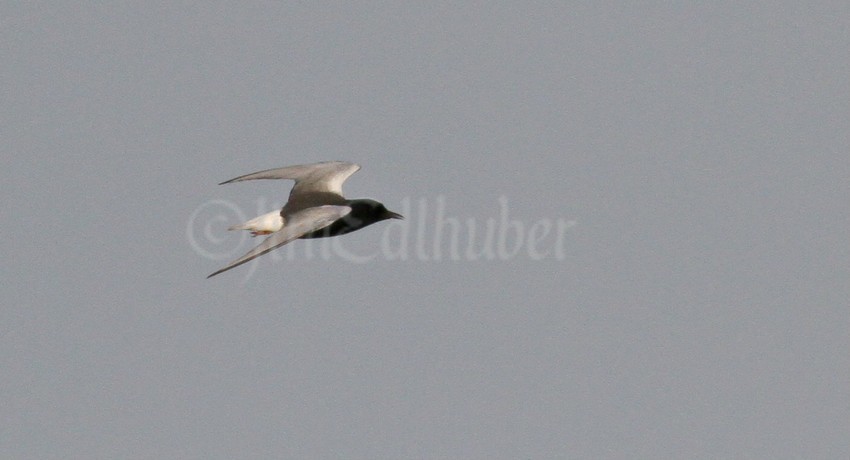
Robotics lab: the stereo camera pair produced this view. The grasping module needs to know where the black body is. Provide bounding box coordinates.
[299,199,402,239]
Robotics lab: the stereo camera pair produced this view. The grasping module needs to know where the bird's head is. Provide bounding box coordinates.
[349,199,404,222]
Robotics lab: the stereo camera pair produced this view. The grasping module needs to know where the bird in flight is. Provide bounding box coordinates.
[207,161,402,278]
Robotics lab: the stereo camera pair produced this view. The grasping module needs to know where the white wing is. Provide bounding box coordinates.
[219,161,360,198]
[207,205,351,278]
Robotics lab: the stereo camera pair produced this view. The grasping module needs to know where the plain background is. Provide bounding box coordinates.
[2,2,848,459]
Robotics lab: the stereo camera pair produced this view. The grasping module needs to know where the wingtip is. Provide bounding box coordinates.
[207,268,226,279]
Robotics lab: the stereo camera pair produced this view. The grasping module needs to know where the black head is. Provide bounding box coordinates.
[347,199,404,222]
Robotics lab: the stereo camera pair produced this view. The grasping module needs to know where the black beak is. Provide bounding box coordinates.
[385,210,404,220]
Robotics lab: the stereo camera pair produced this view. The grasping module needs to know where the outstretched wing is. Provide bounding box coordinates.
[207,205,351,278]
[219,161,360,198]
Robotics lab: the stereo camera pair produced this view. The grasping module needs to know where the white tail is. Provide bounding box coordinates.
[228,210,284,233]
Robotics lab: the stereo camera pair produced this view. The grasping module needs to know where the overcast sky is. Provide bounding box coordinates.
[2,3,848,459]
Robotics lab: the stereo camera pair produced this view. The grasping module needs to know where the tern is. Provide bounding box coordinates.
[207,161,402,278]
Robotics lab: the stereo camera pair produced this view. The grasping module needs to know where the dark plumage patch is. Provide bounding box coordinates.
[300,199,402,239]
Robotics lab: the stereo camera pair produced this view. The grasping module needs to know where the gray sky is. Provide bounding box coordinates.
[2,2,848,459]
